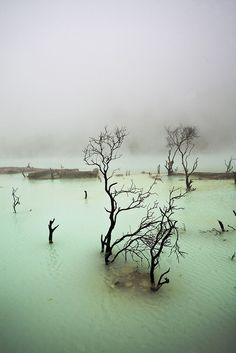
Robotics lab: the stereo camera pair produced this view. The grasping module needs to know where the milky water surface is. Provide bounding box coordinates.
[0,165,235,353]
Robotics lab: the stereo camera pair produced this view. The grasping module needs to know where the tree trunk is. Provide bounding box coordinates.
[48,219,59,244]
[49,230,53,243]
[186,174,193,192]
[105,246,112,265]
[166,160,174,176]
[100,234,105,253]
[149,259,156,289]
[103,216,116,263]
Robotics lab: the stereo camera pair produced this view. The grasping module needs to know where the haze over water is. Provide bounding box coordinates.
[0,1,236,352]
[0,158,235,353]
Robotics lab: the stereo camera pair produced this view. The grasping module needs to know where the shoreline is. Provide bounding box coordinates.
[0,166,235,181]
[0,166,99,179]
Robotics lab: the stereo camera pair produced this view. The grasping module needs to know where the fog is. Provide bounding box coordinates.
[0,0,236,157]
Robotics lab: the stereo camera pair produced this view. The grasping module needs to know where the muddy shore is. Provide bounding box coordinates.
[0,166,99,179]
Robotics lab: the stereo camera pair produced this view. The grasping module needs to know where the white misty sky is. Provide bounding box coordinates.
[0,0,236,155]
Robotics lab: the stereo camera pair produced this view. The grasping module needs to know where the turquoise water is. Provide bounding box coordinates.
[0,168,235,353]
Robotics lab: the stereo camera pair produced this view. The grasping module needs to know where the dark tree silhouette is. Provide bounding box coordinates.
[104,181,159,264]
[84,127,186,292]
[83,127,159,265]
[114,188,185,291]
[165,127,179,175]
[166,125,199,191]
[147,188,185,290]
[84,127,128,263]
[48,218,59,244]
[12,187,20,213]
[224,156,235,174]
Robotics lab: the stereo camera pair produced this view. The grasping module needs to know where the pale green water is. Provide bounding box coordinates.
[0,166,236,353]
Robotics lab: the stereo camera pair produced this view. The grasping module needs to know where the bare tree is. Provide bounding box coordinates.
[84,127,128,263]
[113,188,185,291]
[147,188,185,290]
[12,187,20,213]
[165,127,179,175]
[105,184,159,265]
[84,127,161,265]
[224,156,235,174]
[84,127,186,293]
[166,125,199,192]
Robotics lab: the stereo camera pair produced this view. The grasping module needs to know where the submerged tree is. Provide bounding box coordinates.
[48,218,59,244]
[147,188,185,290]
[166,125,199,192]
[84,127,186,291]
[84,127,128,262]
[83,127,159,264]
[113,188,185,291]
[105,184,159,265]
[12,187,20,213]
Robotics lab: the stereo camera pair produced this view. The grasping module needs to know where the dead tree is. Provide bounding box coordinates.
[12,187,20,213]
[105,186,160,265]
[180,144,198,192]
[165,127,180,175]
[110,188,185,291]
[166,125,199,192]
[84,126,162,265]
[201,216,236,235]
[147,189,185,290]
[224,156,235,174]
[48,218,59,244]
[84,126,128,263]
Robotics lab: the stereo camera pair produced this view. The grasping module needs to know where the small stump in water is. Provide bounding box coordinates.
[48,218,59,244]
